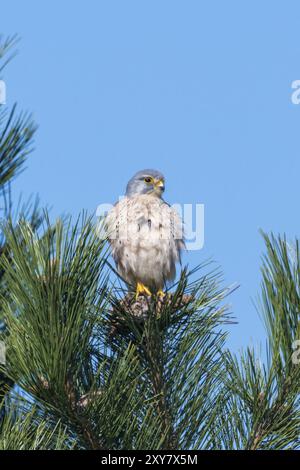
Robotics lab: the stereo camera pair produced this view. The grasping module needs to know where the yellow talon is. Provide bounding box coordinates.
[157,289,166,298]
[136,282,152,299]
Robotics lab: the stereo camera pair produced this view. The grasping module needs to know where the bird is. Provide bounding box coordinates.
[105,169,184,299]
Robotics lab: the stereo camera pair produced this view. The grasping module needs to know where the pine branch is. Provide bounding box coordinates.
[0,399,73,450]
[0,105,37,189]
[106,266,234,449]
[218,233,300,450]
[0,35,41,426]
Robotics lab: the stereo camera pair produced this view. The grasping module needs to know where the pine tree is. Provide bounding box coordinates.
[0,35,41,428]
[0,37,300,451]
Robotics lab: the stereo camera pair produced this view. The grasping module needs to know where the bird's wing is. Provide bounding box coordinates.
[168,203,185,263]
[105,198,126,268]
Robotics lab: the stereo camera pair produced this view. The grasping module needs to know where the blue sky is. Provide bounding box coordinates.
[1,1,300,352]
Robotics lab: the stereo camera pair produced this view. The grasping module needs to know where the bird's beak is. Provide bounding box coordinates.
[154,179,165,193]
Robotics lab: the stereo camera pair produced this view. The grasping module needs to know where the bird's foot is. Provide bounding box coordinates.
[135,282,152,299]
[157,289,166,299]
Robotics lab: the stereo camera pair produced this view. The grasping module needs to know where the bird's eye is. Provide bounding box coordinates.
[144,177,152,184]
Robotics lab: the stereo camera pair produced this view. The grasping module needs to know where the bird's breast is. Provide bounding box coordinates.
[106,194,183,288]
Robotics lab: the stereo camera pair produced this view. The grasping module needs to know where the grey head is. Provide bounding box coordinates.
[125,169,165,197]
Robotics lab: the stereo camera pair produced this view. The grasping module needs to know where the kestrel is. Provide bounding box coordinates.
[105,169,184,298]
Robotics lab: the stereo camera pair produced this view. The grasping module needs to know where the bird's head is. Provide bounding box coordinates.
[125,169,165,198]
